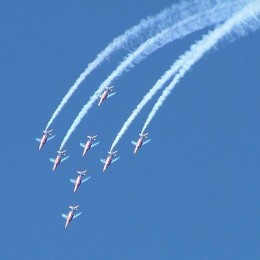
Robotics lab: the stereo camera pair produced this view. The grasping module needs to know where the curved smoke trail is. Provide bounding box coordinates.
[59,0,250,150]
[44,0,203,131]
[109,48,189,151]
[141,1,260,135]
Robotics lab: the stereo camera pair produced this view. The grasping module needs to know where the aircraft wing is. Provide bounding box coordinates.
[108,92,116,98]
[49,158,55,163]
[92,141,100,147]
[131,141,137,146]
[79,142,85,148]
[112,157,120,163]
[100,158,106,164]
[82,176,91,183]
[61,156,70,162]
[70,178,76,184]
[35,138,41,142]
[143,139,151,145]
[74,212,82,219]
[47,135,55,142]
[61,213,67,219]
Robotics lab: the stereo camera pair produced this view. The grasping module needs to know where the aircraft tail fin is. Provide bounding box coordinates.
[87,135,97,140]
[69,205,79,211]
[139,132,149,138]
[108,150,117,155]
[77,170,87,175]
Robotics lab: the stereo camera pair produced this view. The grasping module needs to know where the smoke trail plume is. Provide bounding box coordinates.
[108,0,250,151]
[59,0,250,150]
[141,1,260,135]
[44,0,204,131]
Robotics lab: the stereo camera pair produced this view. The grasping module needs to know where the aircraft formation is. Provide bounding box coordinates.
[36,94,151,228]
[36,0,260,228]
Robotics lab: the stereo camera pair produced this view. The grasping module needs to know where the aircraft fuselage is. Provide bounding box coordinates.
[103,155,112,172]
[74,176,82,193]
[65,211,74,228]
[39,134,48,150]
[53,155,62,171]
[134,138,143,154]
[98,90,109,106]
[83,141,92,156]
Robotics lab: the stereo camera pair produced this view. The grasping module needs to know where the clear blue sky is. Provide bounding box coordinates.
[1,1,259,259]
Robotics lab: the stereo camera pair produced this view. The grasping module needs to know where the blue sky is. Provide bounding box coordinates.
[1,1,260,259]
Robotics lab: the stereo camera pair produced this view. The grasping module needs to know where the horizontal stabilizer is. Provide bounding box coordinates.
[77,170,87,175]
[70,178,76,184]
[100,158,106,164]
[131,141,137,146]
[82,176,91,183]
[44,129,53,134]
[108,150,117,155]
[35,138,41,142]
[108,92,116,98]
[92,141,100,147]
[143,139,151,145]
[112,157,120,164]
[88,135,97,140]
[58,150,67,154]
[74,212,82,219]
[61,156,70,162]
[61,213,67,219]
[79,142,85,148]
[49,158,55,163]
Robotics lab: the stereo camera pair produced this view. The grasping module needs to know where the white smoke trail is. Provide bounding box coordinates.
[44,0,203,131]
[109,55,185,151]
[59,0,250,150]
[141,0,260,135]
[108,0,250,151]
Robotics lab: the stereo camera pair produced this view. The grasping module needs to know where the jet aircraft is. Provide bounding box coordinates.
[61,205,82,228]
[100,150,120,172]
[70,170,91,193]
[98,86,116,106]
[49,150,69,171]
[131,133,151,154]
[36,129,55,150]
[79,135,99,156]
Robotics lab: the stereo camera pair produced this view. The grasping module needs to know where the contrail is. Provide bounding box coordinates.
[44,0,203,131]
[109,53,186,151]
[108,0,250,151]
[141,0,260,135]
[59,0,250,151]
